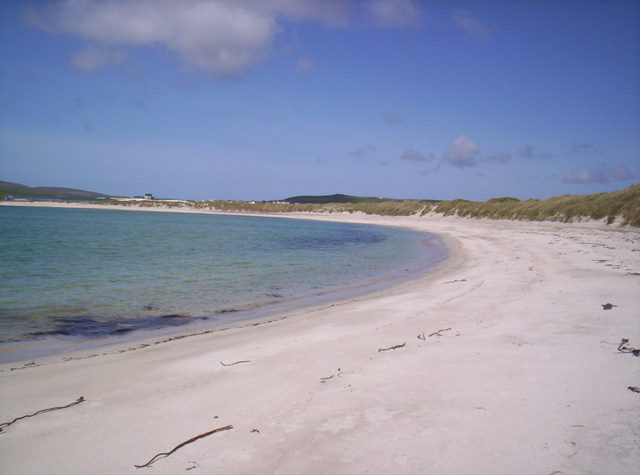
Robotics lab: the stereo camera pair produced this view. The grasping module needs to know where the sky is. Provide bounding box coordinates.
[0,0,638,201]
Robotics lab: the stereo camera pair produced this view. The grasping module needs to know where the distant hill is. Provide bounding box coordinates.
[283,193,393,204]
[283,193,440,204]
[0,180,111,199]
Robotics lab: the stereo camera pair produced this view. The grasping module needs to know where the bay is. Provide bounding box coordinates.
[0,206,446,359]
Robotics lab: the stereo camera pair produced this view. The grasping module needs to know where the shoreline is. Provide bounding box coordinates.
[1,203,638,473]
[0,202,448,364]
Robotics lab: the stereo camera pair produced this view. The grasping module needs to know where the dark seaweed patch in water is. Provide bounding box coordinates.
[28,313,201,339]
[279,230,385,250]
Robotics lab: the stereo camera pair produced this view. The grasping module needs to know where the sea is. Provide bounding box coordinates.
[0,206,447,361]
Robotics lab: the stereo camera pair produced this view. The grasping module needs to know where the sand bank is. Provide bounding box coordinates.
[0,206,638,474]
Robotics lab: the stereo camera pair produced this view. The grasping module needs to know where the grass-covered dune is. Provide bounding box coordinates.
[431,183,640,226]
[105,183,640,226]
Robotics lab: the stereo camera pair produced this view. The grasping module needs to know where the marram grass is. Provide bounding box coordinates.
[430,183,640,226]
[97,183,639,226]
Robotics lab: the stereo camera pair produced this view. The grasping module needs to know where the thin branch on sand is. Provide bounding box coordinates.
[378,342,406,352]
[0,397,85,433]
[135,425,233,468]
[617,338,640,356]
[220,360,251,367]
[428,328,452,337]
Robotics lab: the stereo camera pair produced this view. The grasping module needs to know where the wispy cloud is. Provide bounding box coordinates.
[443,135,480,168]
[349,143,376,159]
[400,148,434,162]
[563,164,635,184]
[486,152,512,163]
[452,10,491,40]
[365,0,422,28]
[517,145,552,159]
[571,143,599,154]
[70,45,125,72]
[296,57,315,73]
[382,111,403,124]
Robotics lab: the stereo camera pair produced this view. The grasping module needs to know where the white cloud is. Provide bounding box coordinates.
[562,164,635,184]
[27,0,349,77]
[452,10,490,40]
[364,0,422,28]
[443,135,479,168]
[400,148,434,162]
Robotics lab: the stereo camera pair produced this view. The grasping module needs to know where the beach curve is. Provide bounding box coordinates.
[0,205,638,474]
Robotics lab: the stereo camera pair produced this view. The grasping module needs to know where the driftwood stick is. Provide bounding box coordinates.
[220,360,251,367]
[617,338,640,356]
[428,328,452,338]
[0,396,85,433]
[135,425,233,468]
[378,342,406,352]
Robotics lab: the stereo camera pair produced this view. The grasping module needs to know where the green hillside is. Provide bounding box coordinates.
[0,180,110,200]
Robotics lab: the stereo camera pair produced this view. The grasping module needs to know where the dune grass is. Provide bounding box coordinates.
[89,183,640,226]
[431,183,640,226]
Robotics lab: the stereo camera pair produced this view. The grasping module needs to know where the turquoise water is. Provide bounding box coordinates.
[0,206,445,353]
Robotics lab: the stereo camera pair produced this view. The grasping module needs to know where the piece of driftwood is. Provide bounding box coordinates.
[618,338,640,356]
[0,396,85,433]
[220,360,251,367]
[135,425,233,468]
[428,328,452,337]
[378,342,406,352]
[628,386,640,393]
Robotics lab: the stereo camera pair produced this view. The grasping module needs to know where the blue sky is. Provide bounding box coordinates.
[0,0,638,201]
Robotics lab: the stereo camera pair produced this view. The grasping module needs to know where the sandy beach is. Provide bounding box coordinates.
[0,204,638,474]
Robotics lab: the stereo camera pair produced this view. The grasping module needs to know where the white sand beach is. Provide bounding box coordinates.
[0,205,638,474]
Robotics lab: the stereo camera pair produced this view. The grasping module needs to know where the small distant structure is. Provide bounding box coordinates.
[144,193,154,200]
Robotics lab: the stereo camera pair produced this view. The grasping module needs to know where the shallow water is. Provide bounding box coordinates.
[0,206,446,359]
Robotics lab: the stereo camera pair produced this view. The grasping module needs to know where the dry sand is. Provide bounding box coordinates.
[0,203,639,474]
